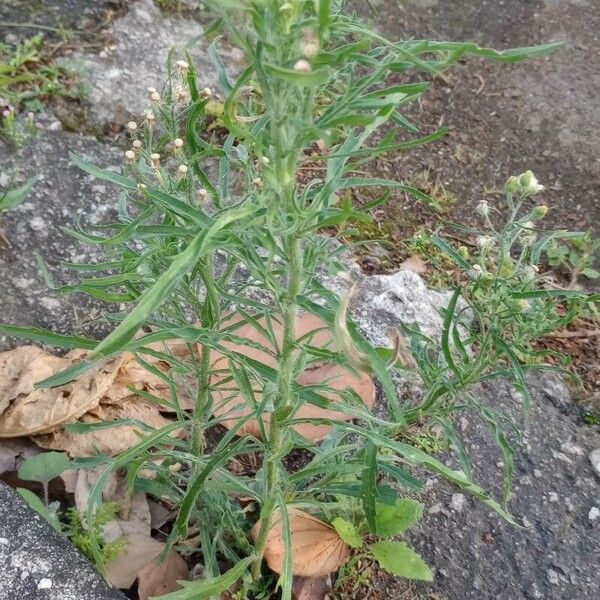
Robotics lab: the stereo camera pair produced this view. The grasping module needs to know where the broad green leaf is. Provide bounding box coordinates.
[332,517,363,548]
[18,452,70,484]
[369,541,433,581]
[374,498,424,537]
[16,488,62,532]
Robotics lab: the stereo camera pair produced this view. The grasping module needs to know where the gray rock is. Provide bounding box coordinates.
[63,0,243,130]
[0,131,123,350]
[589,449,600,478]
[0,481,126,600]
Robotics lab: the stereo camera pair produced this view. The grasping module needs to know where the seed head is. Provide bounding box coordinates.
[145,111,156,124]
[178,164,188,178]
[518,170,544,195]
[301,29,320,58]
[201,87,213,98]
[150,153,160,168]
[147,86,157,96]
[476,200,490,218]
[176,86,188,103]
[150,91,161,104]
[173,138,184,153]
[125,150,136,162]
[476,235,494,250]
[198,188,209,202]
[176,60,189,78]
[127,121,138,132]
[293,59,312,73]
[132,139,142,149]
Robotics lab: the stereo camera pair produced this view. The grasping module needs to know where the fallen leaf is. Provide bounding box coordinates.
[251,508,350,577]
[399,255,428,274]
[0,346,64,416]
[211,313,375,441]
[292,575,332,600]
[0,351,124,437]
[33,397,175,457]
[104,533,187,593]
[136,549,188,600]
[105,534,165,588]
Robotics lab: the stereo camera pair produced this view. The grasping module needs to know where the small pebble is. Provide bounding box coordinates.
[20,570,29,581]
[37,579,52,590]
[450,493,466,512]
[548,492,559,503]
[533,469,543,478]
[588,507,599,523]
[546,569,559,585]
[29,217,45,232]
[589,449,600,478]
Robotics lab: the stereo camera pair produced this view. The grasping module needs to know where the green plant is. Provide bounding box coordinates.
[1,2,590,598]
[0,33,80,144]
[544,230,600,287]
[18,450,70,505]
[65,502,127,563]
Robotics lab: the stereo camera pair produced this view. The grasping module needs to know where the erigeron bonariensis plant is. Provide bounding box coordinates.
[3,2,592,598]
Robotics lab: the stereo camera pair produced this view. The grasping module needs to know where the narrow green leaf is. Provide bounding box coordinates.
[16,488,62,532]
[263,63,330,87]
[0,325,97,349]
[0,176,38,212]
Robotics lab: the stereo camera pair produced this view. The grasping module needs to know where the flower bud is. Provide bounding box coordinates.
[150,91,161,104]
[517,170,544,195]
[178,164,188,178]
[198,188,209,203]
[458,246,469,260]
[125,150,136,162]
[147,86,157,96]
[533,204,549,219]
[499,256,514,278]
[476,200,490,218]
[468,264,483,280]
[301,29,320,58]
[201,87,213,98]
[150,153,160,168]
[505,176,520,194]
[132,139,142,150]
[127,121,137,132]
[176,60,189,78]
[294,59,312,73]
[145,111,156,125]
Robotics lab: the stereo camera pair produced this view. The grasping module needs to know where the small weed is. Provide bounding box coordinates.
[544,230,600,288]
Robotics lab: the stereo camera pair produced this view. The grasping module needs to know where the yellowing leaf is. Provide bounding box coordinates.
[251,508,350,577]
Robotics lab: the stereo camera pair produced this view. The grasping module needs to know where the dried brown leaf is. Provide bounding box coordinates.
[0,438,40,476]
[33,397,175,457]
[399,255,428,274]
[105,533,165,589]
[0,351,124,438]
[211,313,375,441]
[136,549,188,600]
[251,508,350,577]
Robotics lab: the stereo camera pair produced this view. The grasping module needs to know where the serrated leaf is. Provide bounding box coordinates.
[332,517,363,548]
[374,498,424,537]
[18,451,70,483]
[369,541,433,581]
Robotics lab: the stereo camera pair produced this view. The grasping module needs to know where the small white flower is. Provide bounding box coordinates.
[176,60,189,78]
[178,164,188,177]
[198,188,209,202]
[150,91,161,104]
[201,87,213,98]
[476,235,494,250]
[132,139,142,149]
[293,59,312,73]
[150,153,160,168]
[145,111,156,124]
[127,121,137,132]
[176,86,188,102]
[125,150,136,161]
[173,138,184,149]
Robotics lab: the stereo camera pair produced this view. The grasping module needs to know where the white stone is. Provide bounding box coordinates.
[588,507,600,523]
[589,449,600,478]
[450,493,466,512]
[29,217,45,232]
[37,578,52,590]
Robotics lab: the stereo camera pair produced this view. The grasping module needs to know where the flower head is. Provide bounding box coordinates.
[127,121,137,132]
[517,170,544,195]
[294,59,312,73]
[178,164,188,178]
